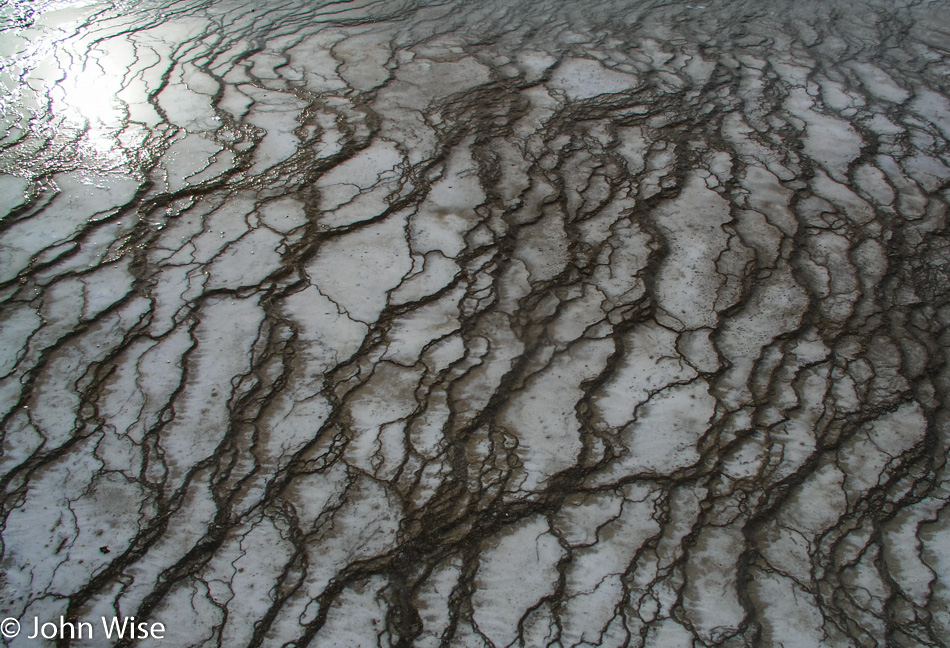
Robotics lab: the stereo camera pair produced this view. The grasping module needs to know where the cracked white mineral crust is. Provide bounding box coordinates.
[1,0,950,646]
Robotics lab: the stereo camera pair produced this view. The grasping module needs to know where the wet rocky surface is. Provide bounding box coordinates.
[1,0,950,646]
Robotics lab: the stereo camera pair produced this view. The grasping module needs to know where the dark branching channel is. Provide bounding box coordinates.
[1,0,949,646]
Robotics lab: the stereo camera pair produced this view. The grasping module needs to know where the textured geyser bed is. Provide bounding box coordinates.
[1,0,949,646]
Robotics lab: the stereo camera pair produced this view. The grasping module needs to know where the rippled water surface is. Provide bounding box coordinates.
[1,0,950,646]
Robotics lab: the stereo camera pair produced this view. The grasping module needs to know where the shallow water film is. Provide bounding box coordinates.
[1,0,950,646]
